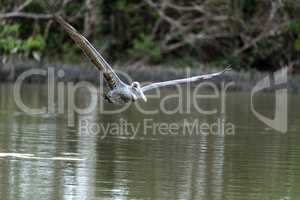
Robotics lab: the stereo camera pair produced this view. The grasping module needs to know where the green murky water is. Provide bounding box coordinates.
[0,83,299,200]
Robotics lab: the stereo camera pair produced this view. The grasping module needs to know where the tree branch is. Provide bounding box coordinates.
[14,0,33,12]
[234,0,289,56]
[0,12,52,20]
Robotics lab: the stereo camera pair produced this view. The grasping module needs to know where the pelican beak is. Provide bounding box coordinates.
[140,91,147,102]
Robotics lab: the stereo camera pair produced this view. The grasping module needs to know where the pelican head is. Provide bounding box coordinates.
[131,82,147,102]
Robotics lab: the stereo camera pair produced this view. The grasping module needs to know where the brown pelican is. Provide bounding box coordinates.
[53,15,231,105]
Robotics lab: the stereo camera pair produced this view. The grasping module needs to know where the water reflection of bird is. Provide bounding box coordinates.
[54,15,231,105]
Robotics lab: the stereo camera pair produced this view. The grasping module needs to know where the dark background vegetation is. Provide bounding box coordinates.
[1,0,300,71]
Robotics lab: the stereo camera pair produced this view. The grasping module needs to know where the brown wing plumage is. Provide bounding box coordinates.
[53,15,122,89]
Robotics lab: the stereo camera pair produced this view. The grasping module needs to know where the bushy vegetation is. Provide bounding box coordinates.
[0,22,45,61]
[0,0,300,70]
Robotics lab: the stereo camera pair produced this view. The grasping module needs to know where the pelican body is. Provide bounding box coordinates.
[53,15,230,105]
[105,82,146,104]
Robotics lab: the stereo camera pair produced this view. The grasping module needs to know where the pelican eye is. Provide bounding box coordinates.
[132,82,140,88]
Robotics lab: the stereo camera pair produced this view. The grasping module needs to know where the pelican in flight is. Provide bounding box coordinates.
[53,15,231,105]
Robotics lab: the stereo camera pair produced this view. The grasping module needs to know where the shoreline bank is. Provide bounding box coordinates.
[0,62,299,91]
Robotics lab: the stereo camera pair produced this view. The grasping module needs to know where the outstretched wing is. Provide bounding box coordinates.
[53,15,123,90]
[141,67,231,92]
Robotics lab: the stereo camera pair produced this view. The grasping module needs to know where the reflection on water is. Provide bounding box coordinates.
[0,83,300,200]
[0,153,84,161]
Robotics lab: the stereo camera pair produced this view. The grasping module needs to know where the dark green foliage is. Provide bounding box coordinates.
[131,34,161,61]
[0,0,299,70]
[289,20,300,50]
[0,23,22,55]
[0,22,45,60]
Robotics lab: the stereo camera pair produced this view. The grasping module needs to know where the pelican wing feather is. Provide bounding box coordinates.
[141,67,231,93]
[53,15,123,90]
